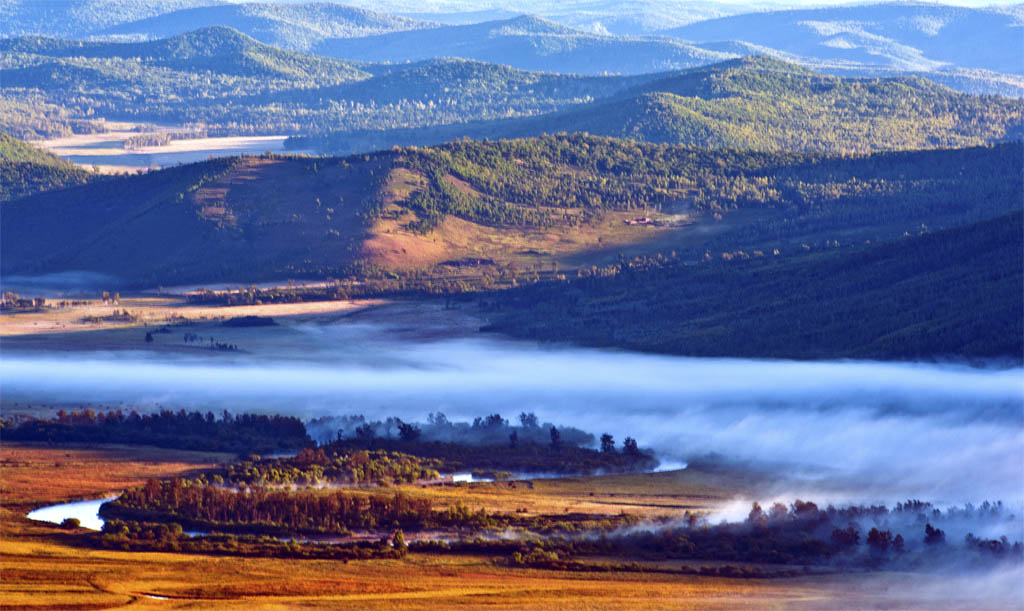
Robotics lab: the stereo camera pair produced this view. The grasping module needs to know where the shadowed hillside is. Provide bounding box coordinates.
[3,135,1019,292]
[482,211,1024,362]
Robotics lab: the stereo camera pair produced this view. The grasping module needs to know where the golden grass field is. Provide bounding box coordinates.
[2,443,1014,610]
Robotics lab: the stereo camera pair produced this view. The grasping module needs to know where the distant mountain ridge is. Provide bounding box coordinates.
[0,27,654,139]
[3,1,1020,97]
[295,56,1024,155]
[98,2,433,51]
[662,2,1024,75]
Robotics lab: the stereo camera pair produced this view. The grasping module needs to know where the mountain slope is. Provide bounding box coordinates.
[296,57,1024,155]
[0,133,93,201]
[2,135,1019,289]
[663,2,1024,75]
[483,211,1024,362]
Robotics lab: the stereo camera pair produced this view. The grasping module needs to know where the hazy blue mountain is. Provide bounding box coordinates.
[662,2,1024,75]
[98,2,433,51]
[313,15,735,75]
[0,0,220,38]
[400,1,748,35]
[0,26,370,81]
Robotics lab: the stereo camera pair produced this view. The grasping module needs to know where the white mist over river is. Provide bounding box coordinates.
[3,314,1022,504]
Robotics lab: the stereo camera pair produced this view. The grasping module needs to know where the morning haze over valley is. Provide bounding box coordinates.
[0,0,1022,608]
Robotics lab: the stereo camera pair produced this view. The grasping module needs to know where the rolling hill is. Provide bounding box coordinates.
[0,133,93,201]
[3,135,1019,292]
[294,57,1024,155]
[0,27,654,139]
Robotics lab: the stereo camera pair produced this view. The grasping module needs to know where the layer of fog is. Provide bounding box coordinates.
[3,316,1022,505]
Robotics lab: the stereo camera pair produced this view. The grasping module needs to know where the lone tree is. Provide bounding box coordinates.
[549,426,560,450]
[392,530,407,557]
[623,437,640,456]
[600,433,615,453]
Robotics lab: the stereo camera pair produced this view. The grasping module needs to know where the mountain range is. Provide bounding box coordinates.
[2,1,1021,96]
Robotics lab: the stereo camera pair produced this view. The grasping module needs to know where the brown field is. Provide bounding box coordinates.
[2,444,1016,610]
[0,297,384,338]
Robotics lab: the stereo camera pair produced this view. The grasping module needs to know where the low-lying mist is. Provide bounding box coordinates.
[3,316,1022,505]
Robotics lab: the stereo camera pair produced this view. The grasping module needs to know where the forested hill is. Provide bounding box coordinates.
[2,135,1019,290]
[482,211,1024,362]
[0,27,650,139]
[0,133,93,201]
[295,57,1024,155]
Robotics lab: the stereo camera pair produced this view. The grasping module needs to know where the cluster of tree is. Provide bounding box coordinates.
[313,412,658,475]
[102,478,641,536]
[81,308,138,323]
[308,411,596,448]
[1,409,311,454]
[0,292,48,311]
[416,499,1023,570]
[92,519,404,560]
[322,437,658,476]
[181,332,237,351]
[223,448,443,487]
